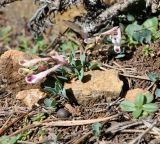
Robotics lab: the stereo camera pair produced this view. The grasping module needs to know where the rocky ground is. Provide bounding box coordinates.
[0,1,160,144]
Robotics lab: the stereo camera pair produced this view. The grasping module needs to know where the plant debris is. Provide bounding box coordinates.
[0,0,159,143]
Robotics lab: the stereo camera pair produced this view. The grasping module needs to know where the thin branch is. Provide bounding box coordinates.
[128,120,157,144]
[0,0,22,7]
[43,113,120,127]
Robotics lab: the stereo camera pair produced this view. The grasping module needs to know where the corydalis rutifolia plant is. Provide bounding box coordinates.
[84,26,122,53]
[19,54,68,84]
[120,92,158,119]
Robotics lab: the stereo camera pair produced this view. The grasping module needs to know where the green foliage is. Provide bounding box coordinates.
[19,131,31,141]
[155,88,160,98]
[16,36,46,54]
[0,26,12,43]
[0,135,21,144]
[69,49,86,81]
[125,17,159,44]
[115,49,126,59]
[16,36,30,52]
[92,122,102,137]
[146,72,159,83]
[125,21,142,44]
[44,98,57,110]
[120,101,136,112]
[127,14,135,22]
[146,72,160,98]
[143,17,158,39]
[142,45,153,57]
[33,37,47,54]
[89,61,101,70]
[60,40,78,52]
[44,80,67,99]
[120,93,158,119]
[31,113,46,122]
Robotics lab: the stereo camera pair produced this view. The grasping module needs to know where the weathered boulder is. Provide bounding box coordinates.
[64,70,123,104]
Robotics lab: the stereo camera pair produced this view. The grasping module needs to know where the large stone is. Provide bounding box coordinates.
[64,70,123,104]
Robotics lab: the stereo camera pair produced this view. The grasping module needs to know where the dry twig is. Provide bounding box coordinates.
[44,113,120,127]
[0,0,22,6]
[128,120,157,144]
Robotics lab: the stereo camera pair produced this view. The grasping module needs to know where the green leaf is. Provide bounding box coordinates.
[115,53,125,59]
[146,72,159,82]
[30,65,39,71]
[132,29,152,44]
[145,92,154,103]
[135,93,145,107]
[125,21,142,43]
[0,135,21,144]
[142,103,159,112]
[44,86,57,95]
[127,14,135,22]
[120,100,136,112]
[61,87,67,99]
[80,53,86,66]
[143,17,158,34]
[0,26,12,37]
[142,111,149,117]
[132,109,142,118]
[78,67,84,81]
[31,113,46,122]
[69,49,76,65]
[155,88,160,98]
[44,98,57,108]
[89,62,101,70]
[154,31,160,39]
[92,122,102,137]
[60,41,78,51]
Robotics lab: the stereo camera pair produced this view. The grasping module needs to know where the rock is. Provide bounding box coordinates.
[56,108,71,118]
[0,50,40,95]
[64,70,123,104]
[16,89,46,109]
[125,88,149,102]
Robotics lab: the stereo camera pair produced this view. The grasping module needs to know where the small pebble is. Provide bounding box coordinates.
[56,108,71,118]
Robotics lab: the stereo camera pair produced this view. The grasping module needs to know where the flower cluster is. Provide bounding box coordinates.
[19,54,68,84]
[84,26,122,53]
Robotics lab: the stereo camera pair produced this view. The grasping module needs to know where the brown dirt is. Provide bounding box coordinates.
[0,50,42,136]
[118,41,160,75]
[113,40,160,89]
[0,50,40,97]
[1,0,37,30]
[0,3,159,144]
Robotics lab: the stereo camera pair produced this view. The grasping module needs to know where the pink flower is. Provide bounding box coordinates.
[51,55,68,65]
[19,57,50,67]
[111,27,121,53]
[113,46,121,54]
[25,64,62,84]
[99,26,119,36]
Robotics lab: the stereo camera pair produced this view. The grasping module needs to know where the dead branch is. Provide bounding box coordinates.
[0,0,22,7]
[77,0,160,33]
